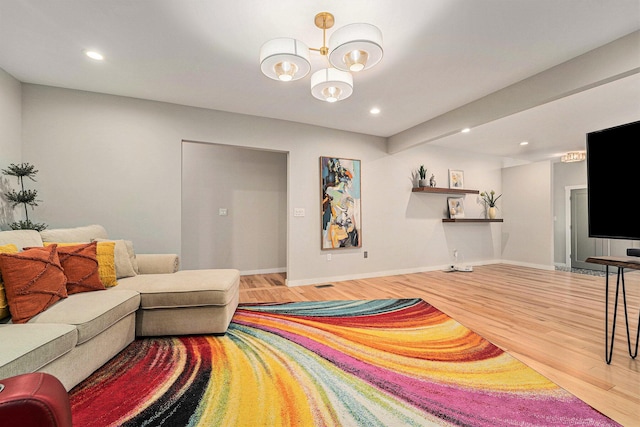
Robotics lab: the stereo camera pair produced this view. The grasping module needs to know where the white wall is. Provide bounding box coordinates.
[0,68,22,229]
[553,160,587,265]
[501,161,554,269]
[21,84,507,285]
[181,141,287,273]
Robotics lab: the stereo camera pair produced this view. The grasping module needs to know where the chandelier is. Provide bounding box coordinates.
[560,151,586,162]
[259,12,383,103]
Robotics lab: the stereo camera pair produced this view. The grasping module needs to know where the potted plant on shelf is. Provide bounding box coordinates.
[480,190,501,219]
[1,162,47,231]
[417,165,427,187]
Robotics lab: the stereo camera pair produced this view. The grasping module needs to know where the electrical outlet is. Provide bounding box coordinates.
[218,208,228,216]
[327,253,331,261]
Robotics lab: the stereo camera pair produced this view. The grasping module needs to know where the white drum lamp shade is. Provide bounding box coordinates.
[328,23,383,72]
[260,38,311,81]
[310,68,353,102]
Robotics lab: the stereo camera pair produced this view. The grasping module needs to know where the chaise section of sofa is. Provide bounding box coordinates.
[116,269,240,336]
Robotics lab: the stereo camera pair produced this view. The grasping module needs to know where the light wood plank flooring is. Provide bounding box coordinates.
[239,264,640,426]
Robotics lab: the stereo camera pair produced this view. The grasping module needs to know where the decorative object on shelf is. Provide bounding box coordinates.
[260,12,383,103]
[560,151,586,163]
[320,156,361,250]
[480,190,502,219]
[488,206,497,219]
[429,174,436,187]
[448,169,464,189]
[1,163,47,231]
[417,165,427,187]
[447,197,465,219]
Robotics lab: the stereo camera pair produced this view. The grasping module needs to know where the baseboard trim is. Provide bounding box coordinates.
[501,260,555,271]
[285,260,505,287]
[240,267,286,276]
[245,260,556,287]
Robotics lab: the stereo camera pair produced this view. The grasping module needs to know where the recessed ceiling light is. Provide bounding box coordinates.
[461,128,471,133]
[84,50,104,61]
[520,141,529,146]
[370,107,380,115]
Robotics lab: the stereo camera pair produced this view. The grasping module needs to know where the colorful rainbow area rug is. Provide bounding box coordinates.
[69,299,619,426]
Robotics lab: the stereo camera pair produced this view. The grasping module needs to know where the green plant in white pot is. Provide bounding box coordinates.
[417,165,427,187]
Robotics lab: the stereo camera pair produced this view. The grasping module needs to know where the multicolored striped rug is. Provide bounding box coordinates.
[69,299,619,426]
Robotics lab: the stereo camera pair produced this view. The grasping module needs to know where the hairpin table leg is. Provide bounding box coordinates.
[620,268,640,359]
[605,265,621,364]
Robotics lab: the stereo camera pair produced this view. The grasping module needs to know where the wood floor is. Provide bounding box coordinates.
[239,264,640,426]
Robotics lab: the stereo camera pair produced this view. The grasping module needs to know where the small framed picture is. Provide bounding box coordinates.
[449,169,464,188]
[448,197,465,219]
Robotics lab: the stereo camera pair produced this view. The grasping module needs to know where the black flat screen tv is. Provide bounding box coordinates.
[586,120,640,240]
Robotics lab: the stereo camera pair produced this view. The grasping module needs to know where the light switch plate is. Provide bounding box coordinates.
[294,208,305,217]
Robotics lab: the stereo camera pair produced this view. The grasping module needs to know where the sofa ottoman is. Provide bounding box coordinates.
[116,269,240,336]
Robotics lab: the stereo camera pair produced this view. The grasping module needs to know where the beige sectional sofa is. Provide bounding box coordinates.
[0,225,240,391]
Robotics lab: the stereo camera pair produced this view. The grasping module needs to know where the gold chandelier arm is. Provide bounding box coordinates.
[313,12,333,56]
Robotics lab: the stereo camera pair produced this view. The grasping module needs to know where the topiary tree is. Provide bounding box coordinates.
[1,162,47,231]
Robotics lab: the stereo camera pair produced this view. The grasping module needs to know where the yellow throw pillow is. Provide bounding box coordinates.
[0,244,19,319]
[91,238,137,279]
[45,241,118,287]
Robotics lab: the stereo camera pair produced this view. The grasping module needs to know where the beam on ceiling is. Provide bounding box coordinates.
[387,30,640,154]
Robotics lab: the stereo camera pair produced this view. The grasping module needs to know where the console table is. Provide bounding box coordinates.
[585,256,640,364]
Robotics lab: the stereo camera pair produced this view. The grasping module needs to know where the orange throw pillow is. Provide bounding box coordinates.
[56,242,106,295]
[0,243,19,319]
[0,244,68,323]
[45,241,118,287]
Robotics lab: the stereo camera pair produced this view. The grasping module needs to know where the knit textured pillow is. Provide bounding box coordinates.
[0,243,19,320]
[46,241,117,287]
[56,242,106,294]
[91,238,137,279]
[0,244,68,323]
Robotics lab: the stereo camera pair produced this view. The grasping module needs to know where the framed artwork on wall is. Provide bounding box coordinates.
[449,169,464,189]
[320,156,362,250]
[447,197,465,219]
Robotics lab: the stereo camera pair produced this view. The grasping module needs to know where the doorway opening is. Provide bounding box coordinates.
[181,140,288,276]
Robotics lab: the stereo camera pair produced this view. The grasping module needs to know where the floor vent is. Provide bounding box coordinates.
[314,284,334,288]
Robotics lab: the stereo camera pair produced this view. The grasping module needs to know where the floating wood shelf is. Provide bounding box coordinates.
[412,186,479,195]
[442,218,504,223]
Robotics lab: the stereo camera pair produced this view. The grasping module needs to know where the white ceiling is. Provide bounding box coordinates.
[1,0,639,163]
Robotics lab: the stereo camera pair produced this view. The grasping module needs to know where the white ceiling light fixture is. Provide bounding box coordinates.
[329,23,383,72]
[84,50,104,61]
[561,151,586,162]
[259,38,311,82]
[259,12,383,102]
[311,68,353,102]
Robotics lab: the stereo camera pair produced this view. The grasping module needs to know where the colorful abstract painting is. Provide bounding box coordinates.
[320,157,361,249]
